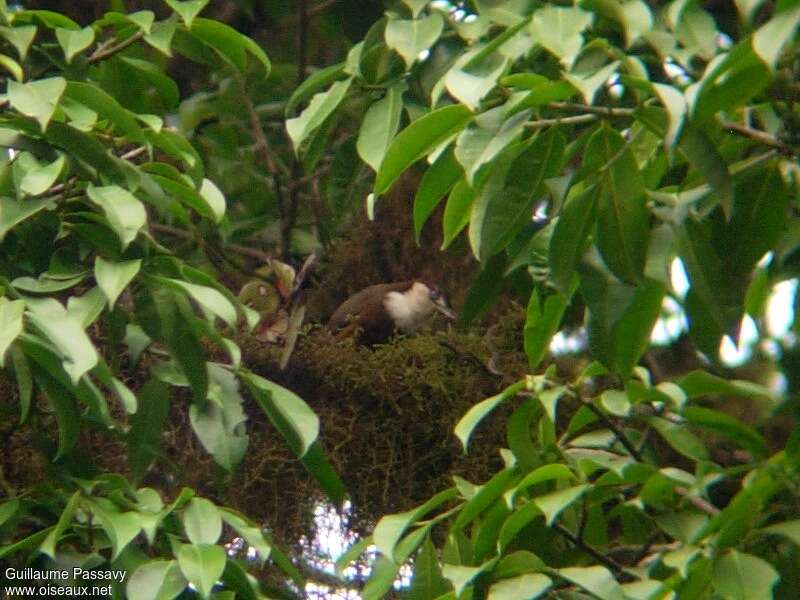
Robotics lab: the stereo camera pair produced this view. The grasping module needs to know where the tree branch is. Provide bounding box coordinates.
[674,486,720,516]
[553,523,626,575]
[719,119,795,155]
[88,31,144,64]
[583,400,644,462]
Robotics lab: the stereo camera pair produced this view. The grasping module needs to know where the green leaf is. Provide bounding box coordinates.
[286,62,346,117]
[487,573,551,600]
[177,543,226,600]
[549,185,598,294]
[26,298,98,384]
[0,297,24,367]
[55,25,94,62]
[18,153,65,196]
[0,53,22,81]
[611,277,665,378]
[357,82,405,172]
[198,178,226,222]
[652,82,687,153]
[189,17,258,73]
[86,184,147,250]
[760,519,800,547]
[286,78,352,151]
[242,371,319,457]
[158,278,237,328]
[190,364,248,471]
[582,0,652,47]
[165,0,208,28]
[385,12,444,68]
[460,253,507,324]
[127,378,170,482]
[6,77,66,130]
[64,81,145,142]
[375,488,457,561]
[712,550,779,600]
[682,406,768,459]
[95,257,141,310]
[514,464,575,500]
[0,195,55,241]
[183,498,222,545]
[583,125,648,284]
[445,51,509,110]
[565,61,620,105]
[678,370,777,403]
[455,106,528,186]
[408,537,452,600]
[647,416,708,462]
[752,4,800,69]
[0,25,37,60]
[88,498,142,560]
[10,346,32,423]
[219,508,271,564]
[299,442,347,504]
[40,491,80,558]
[127,560,188,600]
[469,126,564,262]
[364,556,403,600]
[441,178,476,250]
[529,5,592,69]
[144,18,177,56]
[559,566,624,600]
[375,104,473,195]
[534,484,589,526]
[678,126,733,218]
[413,146,461,242]
[455,381,525,451]
[454,469,518,532]
[524,285,573,371]
[442,559,498,598]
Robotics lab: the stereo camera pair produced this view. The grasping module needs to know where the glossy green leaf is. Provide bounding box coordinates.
[385,12,444,68]
[442,559,498,597]
[0,297,24,368]
[441,178,476,250]
[127,378,170,482]
[549,185,598,294]
[455,381,525,451]
[55,25,93,62]
[177,543,226,600]
[0,195,55,241]
[86,184,147,250]
[678,370,777,403]
[413,146,461,242]
[408,537,452,600]
[357,82,405,172]
[0,25,37,60]
[445,51,509,110]
[64,81,145,142]
[40,491,80,558]
[158,278,237,328]
[559,566,624,600]
[220,508,271,563]
[611,277,665,378]
[534,484,589,526]
[183,497,222,545]
[582,0,652,47]
[682,406,768,459]
[88,498,142,560]
[487,573,551,600]
[375,488,457,561]
[95,257,141,310]
[190,364,248,470]
[753,4,800,69]
[6,77,66,130]
[166,0,208,28]
[242,371,318,457]
[287,78,352,151]
[286,62,346,117]
[26,298,98,384]
[712,550,779,600]
[524,285,573,371]
[647,416,708,462]
[530,5,592,69]
[760,519,800,547]
[144,18,177,56]
[127,560,188,600]
[678,126,733,218]
[376,104,472,196]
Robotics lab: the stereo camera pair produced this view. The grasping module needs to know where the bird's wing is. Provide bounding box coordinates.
[328,282,411,330]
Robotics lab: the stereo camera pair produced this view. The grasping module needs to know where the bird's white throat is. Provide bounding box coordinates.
[384,282,435,333]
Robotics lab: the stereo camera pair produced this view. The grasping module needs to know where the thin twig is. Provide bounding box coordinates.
[719,120,795,155]
[547,102,635,117]
[88,31,144,64]
[525,114,599,129]
[583,401,645,462]
[150,223,274,263]
[674,486,720,516]
[553,523,626,574]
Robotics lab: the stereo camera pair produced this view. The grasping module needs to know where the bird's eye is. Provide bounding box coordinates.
[430,289,440,300]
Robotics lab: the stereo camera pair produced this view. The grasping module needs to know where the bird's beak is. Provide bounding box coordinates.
[433,296,457,320]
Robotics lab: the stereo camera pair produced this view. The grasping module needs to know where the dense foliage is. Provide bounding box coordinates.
[0,0,799,599]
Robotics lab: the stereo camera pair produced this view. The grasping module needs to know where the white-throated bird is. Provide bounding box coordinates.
[328,280,456,344]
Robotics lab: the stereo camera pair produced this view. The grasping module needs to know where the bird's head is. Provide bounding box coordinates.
[385,280,456,333]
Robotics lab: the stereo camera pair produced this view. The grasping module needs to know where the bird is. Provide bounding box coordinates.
[328,280,456,345]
